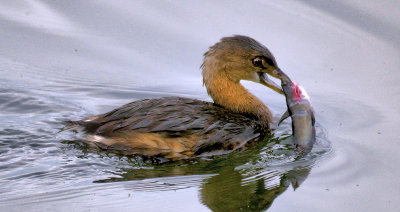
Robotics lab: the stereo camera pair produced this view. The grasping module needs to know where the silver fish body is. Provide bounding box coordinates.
[279,80,315,151]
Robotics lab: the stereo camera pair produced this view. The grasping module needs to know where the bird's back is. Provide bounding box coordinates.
[66,97,267,160]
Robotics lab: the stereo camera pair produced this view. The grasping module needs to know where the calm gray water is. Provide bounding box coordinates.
[0,1,399,211]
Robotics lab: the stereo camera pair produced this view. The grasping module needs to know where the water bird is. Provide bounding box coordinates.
[64,35,287,160]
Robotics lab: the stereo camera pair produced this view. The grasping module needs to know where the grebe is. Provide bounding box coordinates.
[65,35,287,160]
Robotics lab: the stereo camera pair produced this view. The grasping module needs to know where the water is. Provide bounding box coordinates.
[0,1,399,211]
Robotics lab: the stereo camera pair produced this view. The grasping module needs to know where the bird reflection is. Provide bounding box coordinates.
[68,137,313,211]
[200,166,310,211]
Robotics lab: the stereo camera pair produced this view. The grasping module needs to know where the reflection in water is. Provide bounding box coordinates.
[89,136,325,211]
[201,167,310,211]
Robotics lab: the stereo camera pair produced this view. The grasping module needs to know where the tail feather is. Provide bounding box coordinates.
[60,120,83,133]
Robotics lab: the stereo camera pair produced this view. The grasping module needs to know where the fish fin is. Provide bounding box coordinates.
[278,110,290,126]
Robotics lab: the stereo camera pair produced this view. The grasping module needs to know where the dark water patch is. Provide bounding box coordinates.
[0,160,27,170]
[0,89,61,114]
[0,128,26,136]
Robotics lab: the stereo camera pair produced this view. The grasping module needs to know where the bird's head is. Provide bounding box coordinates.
[202,35,289,94]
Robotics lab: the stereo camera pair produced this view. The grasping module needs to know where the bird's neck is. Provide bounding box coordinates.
[202,67,272,126]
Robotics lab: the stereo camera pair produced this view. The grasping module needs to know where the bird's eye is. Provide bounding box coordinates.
[252,57,264,68]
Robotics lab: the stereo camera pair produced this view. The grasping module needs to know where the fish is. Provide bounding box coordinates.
[278,79,316,152]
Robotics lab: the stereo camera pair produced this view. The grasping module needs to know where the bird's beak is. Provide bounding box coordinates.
[271,68,291,82]
[259,72,283,94]
[259,68,291,95]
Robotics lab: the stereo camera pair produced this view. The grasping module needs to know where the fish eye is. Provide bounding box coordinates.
[252,57,264,68]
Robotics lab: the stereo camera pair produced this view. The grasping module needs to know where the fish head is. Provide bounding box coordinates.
[282,82,311,105]
[282,81,315,127]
